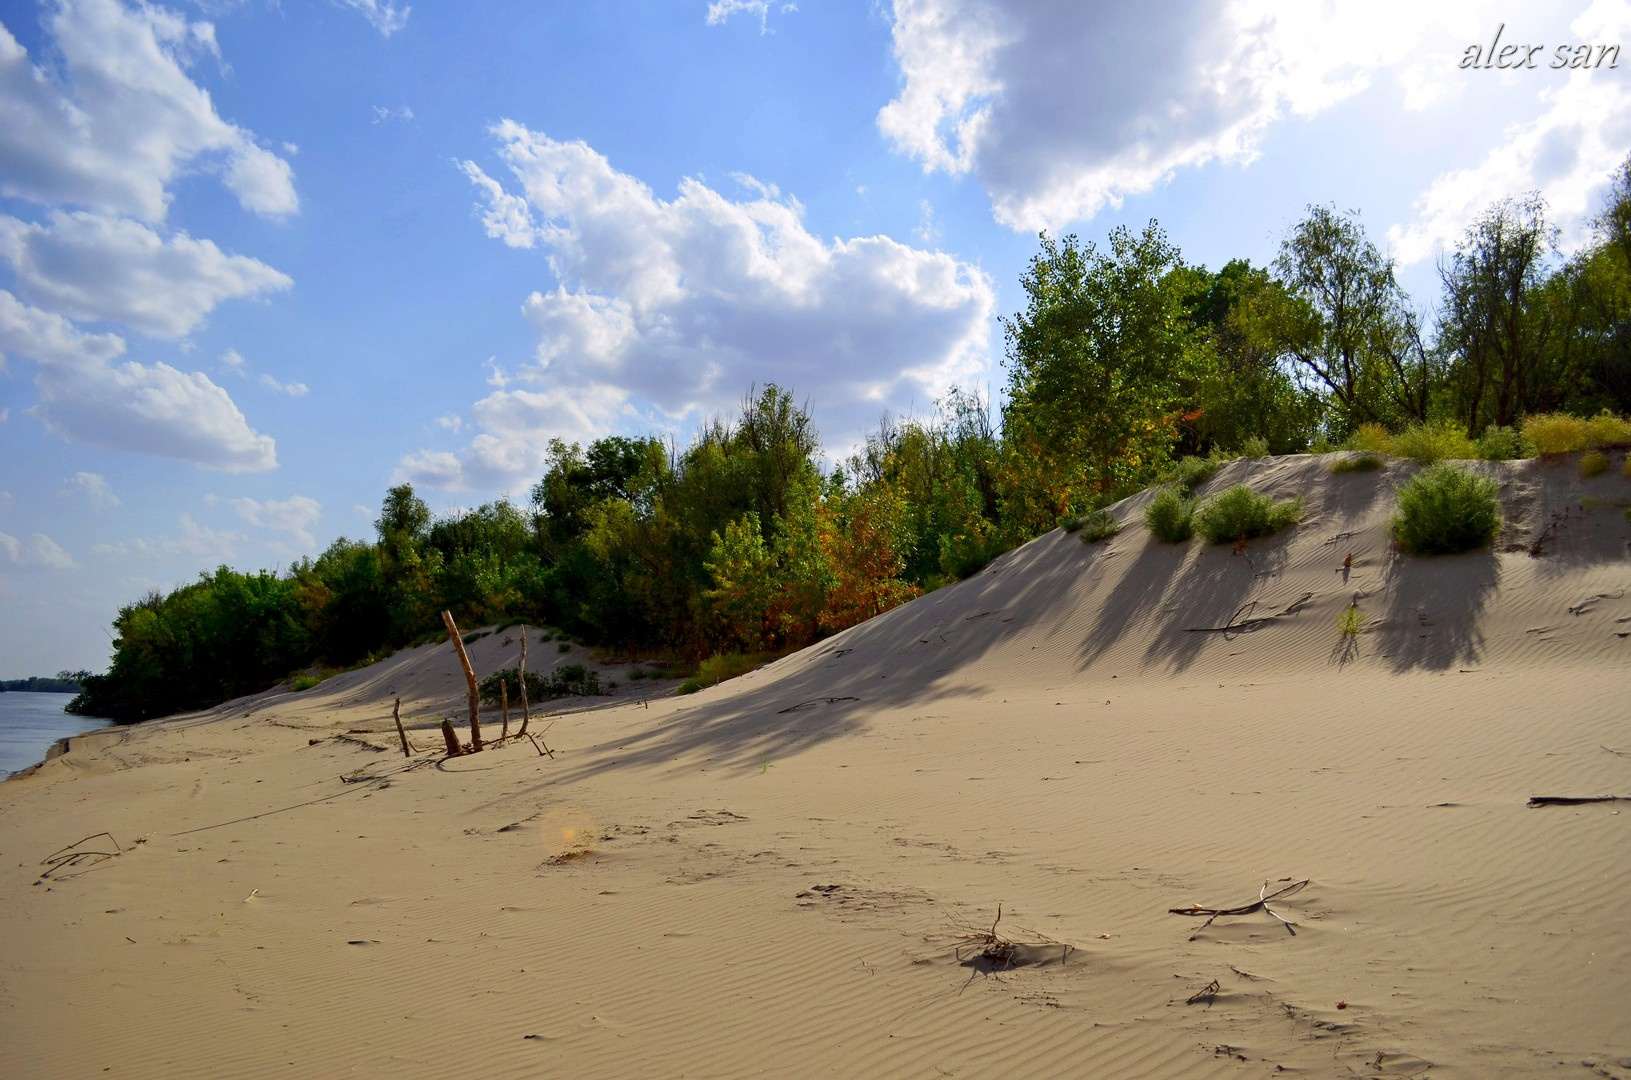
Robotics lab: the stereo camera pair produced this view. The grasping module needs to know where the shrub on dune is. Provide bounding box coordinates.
[1193,484,1304,544]
[1144,487,1196,543]
[1390,463,1502,555]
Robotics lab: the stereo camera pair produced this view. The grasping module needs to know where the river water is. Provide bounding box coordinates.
[0,692,114,778]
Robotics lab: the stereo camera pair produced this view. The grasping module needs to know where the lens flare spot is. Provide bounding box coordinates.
[539,807,597,859]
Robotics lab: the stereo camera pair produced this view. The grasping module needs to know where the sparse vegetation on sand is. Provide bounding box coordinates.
[679,652,766,694]
[1193,485,1304,545]
[1580,451,1610,477]
[479,664,603,706]
[1064,508,1121,544]
[1390,463,1502,555]
[1330,452,1384,474]
[1144,487,1197,543]
[1521,411,1631,454]
[1337,604,1365,636]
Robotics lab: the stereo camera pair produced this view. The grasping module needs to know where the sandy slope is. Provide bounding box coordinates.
[2,453,1628,1079]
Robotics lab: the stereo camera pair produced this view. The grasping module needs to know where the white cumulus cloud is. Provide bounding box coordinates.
[0,0,297,223]
[0,289,126,367]
[423,122,994,489]
[32,358,277,472]
[875,0,1608,234]
[230,494,321,549]
[0,211,291,339]
[0,531,77,570]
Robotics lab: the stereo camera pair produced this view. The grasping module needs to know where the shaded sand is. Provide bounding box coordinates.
[3,454,1629,1078]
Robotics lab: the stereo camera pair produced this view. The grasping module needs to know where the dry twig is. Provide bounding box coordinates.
[1170,878,1309,939]
[1527,794,1630,807]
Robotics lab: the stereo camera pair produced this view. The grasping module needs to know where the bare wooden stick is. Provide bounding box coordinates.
[500,681,510,740]
[526,732,554,759]
[516,624,531,737]
[441,610,483,752]
[1170,878,1308,939]
[1527,794,1630,807]
[393,697,410,758]
[440,718,462,757]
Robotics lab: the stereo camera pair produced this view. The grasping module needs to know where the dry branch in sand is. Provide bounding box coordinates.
[516,624,532,738]
[1170,878,1309,939]
[1527,794,1631,807]
[393,697,411,758]
[442,610,483,752]
[1185,594,1313,635]
[952,903,1073,972]
[40,832,124,880]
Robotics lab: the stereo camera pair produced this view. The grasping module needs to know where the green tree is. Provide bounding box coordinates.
[1273,206,1432,433]
[1000,224,1202,533]
[1437,193,1560,430]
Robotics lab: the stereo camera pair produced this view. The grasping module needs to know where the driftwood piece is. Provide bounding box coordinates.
[777,696,860,714]
[1527,794,1631,807]
[442,610,483,752]
[393,697,410,758]
[440,719,463,757]
[500,681,510,741]
[1170,878,1309,939]
[41,832,123,880]
[1185,594,1314,635]
[516,625,532,737]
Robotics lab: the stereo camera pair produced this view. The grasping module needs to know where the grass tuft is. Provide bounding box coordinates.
[1336,604,1365,637]
[1475,424,1527,461]
[1522,411,1631,454]
[1390,462,1502,555]
[1192,484,1304,545]
[1144,487,1196,543]
[679,652,766,694]
[1330,452,1384,474]
[1391,421,1477,465]
[1065,508,1121,544]
[1580,450,1610,478]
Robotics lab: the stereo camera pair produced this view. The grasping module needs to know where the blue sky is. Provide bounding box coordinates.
[2,0,1628,677]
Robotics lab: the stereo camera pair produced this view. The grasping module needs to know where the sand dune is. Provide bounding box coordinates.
[2,453,1628,1078]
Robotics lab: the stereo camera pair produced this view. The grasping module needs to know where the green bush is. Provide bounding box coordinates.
[1390,463,1502,555]
[1144,487,1196,543]
[1581,451,1610,478]
[1064,508,1121,544]
[1344,423,1394,454]
[291,670,333,692]
[1475,424,1525,461]
[1391,420,1477,465]
[1523,411,1631,454]
[1330,452,1383,474]
[479,664,603,705]
[1239,435,1269,459]
[1193,484,1304,544]
[1171,455,1219,493]
[679,652,765,694]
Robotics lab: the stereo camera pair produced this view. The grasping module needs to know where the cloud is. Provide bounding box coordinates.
[229,494,321,548]
[32,357,277,471]
[65,471,120,510]
[706,0,797,31]
[0,531,78,570]
[0,289,126,367]
[1388,3,1631,264]
[458,160,537,248]
[0,0,297,223]
[91,512,243,560]
[426,122,994,489]
[336,0,411,37]
[0,211,291,339]
[875,0,1508,232]
[257,372,309,396]
[371,104,414,123]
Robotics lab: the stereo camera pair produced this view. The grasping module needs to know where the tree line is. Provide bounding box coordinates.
[69,158,1631,721]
